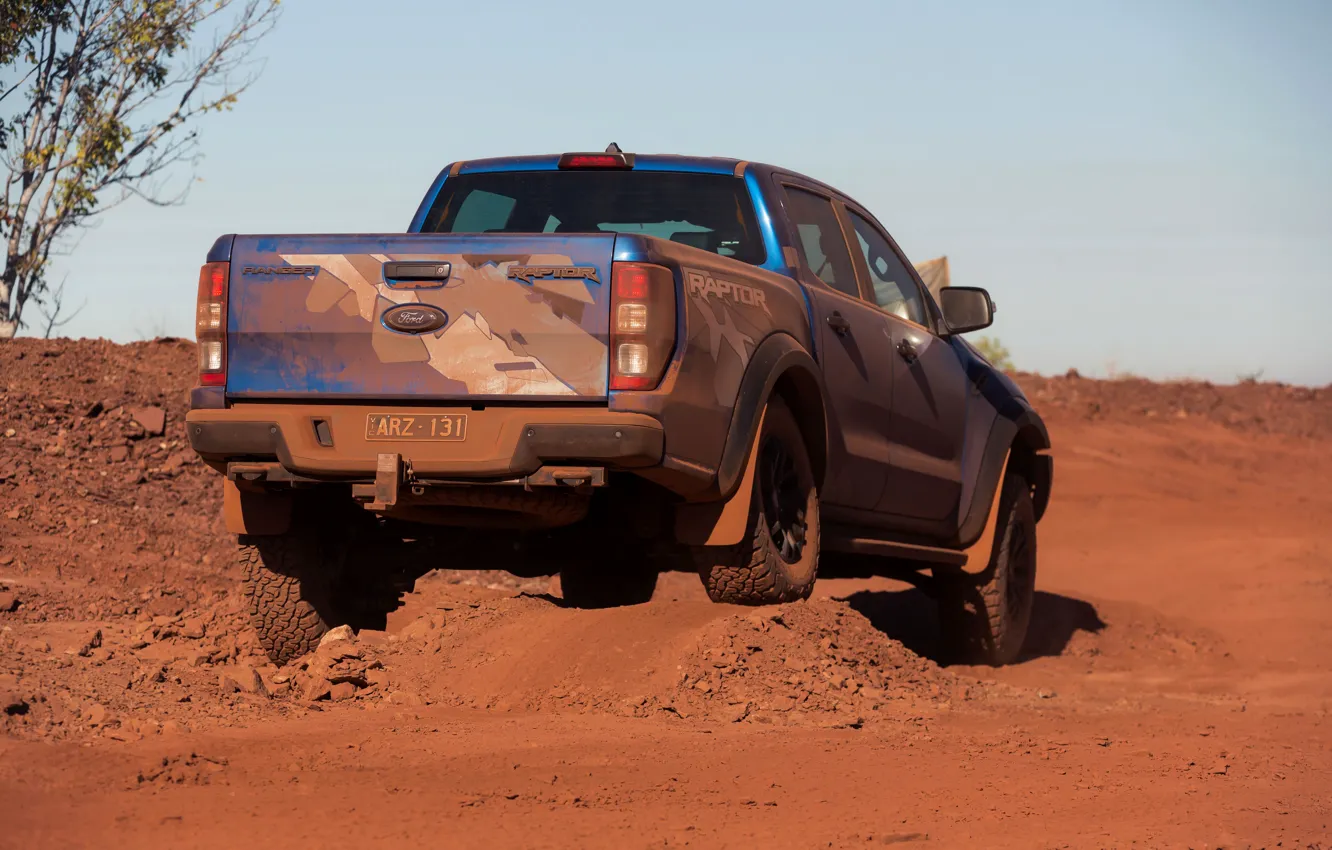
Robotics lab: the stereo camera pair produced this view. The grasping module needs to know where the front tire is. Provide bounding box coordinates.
[695,396,820,605]
[935,471,1038,666]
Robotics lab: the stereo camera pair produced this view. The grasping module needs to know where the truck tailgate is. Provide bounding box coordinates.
[224,234,614,400]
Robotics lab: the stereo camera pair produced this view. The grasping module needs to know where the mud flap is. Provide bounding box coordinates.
[673,410,765,547]
[222,479,293,536]
[959,451,1009,573]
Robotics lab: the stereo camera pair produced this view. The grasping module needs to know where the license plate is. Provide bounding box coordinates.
[364,413,467,441]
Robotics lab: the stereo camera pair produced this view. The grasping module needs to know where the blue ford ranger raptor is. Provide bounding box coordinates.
[185,146,1053,666]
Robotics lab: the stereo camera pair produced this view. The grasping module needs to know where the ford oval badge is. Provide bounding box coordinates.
[382,304,448,334]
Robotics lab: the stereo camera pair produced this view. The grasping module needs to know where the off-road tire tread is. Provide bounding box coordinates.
[240,534,335,666]
[695,398,819,605]
[937,472,1037,666]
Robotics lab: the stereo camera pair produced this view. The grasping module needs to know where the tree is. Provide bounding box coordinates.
[974,336,1014,372]
[0,0,280,338]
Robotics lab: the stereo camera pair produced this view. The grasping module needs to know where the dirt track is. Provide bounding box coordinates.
[1,339,1330,848]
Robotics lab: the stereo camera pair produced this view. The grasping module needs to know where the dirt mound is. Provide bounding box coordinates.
[374,577,978,727]
[1018,370,1332,438]
[659,598,975,726]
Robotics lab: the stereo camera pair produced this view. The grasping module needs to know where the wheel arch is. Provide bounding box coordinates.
[674,332,826,548]
[953,404,1053,548]
[714,332,827,501]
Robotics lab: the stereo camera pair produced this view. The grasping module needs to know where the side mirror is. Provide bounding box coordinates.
[939,286,995,334]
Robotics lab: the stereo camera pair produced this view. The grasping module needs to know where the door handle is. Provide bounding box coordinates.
[826,312,851,336]
[896,337,918,363]
[383,261,451,290]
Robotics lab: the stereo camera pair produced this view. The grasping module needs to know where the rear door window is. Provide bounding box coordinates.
[782,187,860,298]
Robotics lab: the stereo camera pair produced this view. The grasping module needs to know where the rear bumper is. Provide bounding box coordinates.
[185,403,664,480]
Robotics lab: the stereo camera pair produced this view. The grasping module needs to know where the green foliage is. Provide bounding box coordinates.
[974,336,1015,372]
[0,0,281,338]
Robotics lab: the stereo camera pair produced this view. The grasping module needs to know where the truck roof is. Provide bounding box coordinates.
[450,153,854,204]
[455,153,744,176]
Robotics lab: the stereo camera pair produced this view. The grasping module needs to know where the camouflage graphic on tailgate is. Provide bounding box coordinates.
[225,236,613,399]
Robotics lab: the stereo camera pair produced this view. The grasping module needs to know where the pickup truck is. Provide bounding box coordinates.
[186,146,1053,667]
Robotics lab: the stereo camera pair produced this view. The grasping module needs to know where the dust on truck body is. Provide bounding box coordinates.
[187,148,1053,667]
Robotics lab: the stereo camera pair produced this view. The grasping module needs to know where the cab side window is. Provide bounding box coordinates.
[784,187,860,299]
[847,210,926,326]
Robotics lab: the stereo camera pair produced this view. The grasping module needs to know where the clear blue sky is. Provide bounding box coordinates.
[37,0,1332,385]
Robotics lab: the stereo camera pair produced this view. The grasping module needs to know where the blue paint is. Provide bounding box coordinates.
[407,165,453,232]
[745,169,785,275]
[206,234,235,264]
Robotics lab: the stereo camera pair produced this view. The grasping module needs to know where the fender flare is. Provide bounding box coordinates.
[715,332,827,501]
[952,404,1052,550]
[674,333,826,547]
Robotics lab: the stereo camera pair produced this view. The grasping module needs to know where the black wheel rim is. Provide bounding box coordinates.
[759,434,807,564]
[1005,519,1034,617]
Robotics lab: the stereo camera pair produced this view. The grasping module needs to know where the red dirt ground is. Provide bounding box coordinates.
[1,338,1329,848]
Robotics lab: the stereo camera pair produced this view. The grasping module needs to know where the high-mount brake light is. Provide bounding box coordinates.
[195,261,229,388]
[558,152,635,169]
[609,262,675,391]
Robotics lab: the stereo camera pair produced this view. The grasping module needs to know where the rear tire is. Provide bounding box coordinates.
[240,530,346,666]
[935,471,1038,666]
[694,396,820,605]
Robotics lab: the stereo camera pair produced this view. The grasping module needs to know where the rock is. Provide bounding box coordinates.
[319,624,354,646]
[721,701,751,723]
[236,666,269,698]
[108,445,129,463]
[1211,760,1229,775]
[329,682,357,701]
[389,690,424,706]
[302,678,332,702]
[148,597,185,618]
[77,629,103,657]
[85,702,108,726]
[129,406,166,436]
[0,592,17,613]
[3,692,29,716]
[219,675,242,695]
[179,618,206,640]
[84,400,105,418]
[136,665,166,685]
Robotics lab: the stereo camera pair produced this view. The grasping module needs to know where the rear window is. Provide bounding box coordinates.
[419,170,766,265]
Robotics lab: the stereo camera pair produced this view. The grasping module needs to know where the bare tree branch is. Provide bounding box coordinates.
[33,274,85,338]
[0,0,281,338]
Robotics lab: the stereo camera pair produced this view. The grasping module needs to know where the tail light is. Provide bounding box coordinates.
[195,261,229,387]
[610,262,676,391]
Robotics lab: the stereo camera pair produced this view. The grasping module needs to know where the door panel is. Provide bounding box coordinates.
[876,322,969,520]
[840,207,969,522]
[809,288,896,510]
[780,185,895,512]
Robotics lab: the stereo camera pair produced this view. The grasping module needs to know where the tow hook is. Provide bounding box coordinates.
[352,452,410,511]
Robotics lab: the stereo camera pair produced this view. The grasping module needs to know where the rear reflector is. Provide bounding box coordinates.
[609,262,675,391]
[195,261,229,389]
[558,152,635,169]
